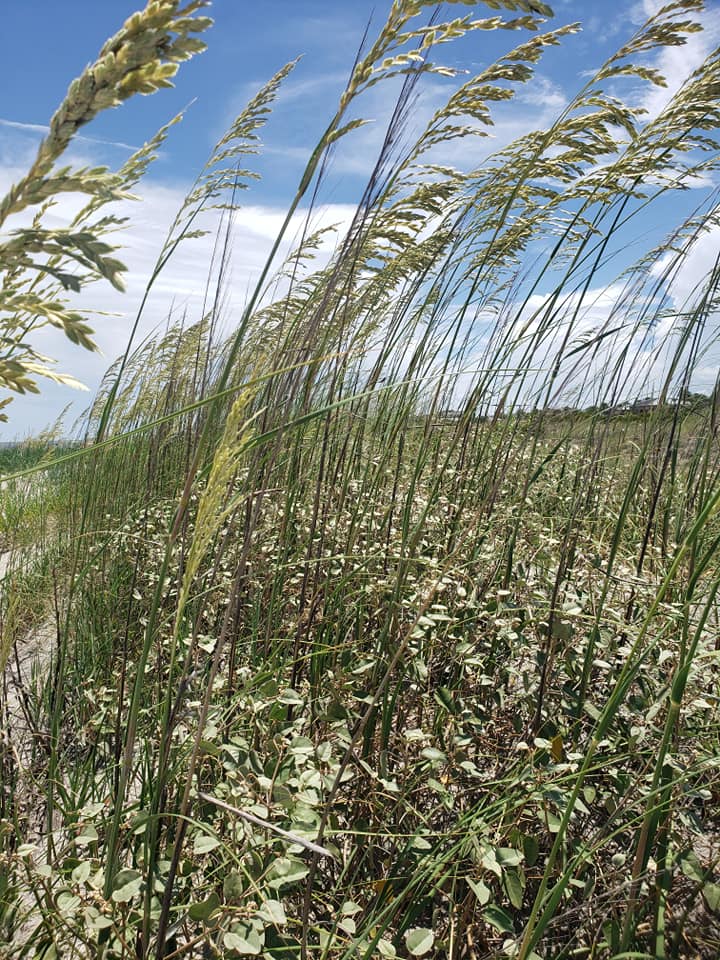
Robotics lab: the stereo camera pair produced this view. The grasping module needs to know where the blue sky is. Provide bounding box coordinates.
[2,0,667,199]
[1,0,719,436]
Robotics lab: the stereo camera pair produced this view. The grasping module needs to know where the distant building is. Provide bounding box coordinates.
[629,397,656,414]
[600,404,628,418]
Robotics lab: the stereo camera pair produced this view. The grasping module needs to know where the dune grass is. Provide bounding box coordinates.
[2,1,720,958]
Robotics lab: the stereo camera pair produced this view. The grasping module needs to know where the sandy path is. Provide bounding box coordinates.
[1,546,56,763]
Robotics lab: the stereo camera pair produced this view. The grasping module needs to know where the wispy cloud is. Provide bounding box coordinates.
[0,117,138,152]
[261,144,313,164]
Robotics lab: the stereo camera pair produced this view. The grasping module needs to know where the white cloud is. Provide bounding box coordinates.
[634,1,720,121]
[651,221,720,306]
[455,246,720,414]
[516,74,567,111]
[0,141,357,437]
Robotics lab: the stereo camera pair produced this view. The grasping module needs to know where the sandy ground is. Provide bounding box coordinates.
[1,547,55,763]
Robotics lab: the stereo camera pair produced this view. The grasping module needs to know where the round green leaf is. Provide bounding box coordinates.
[223,870,245,901]
[188,892,221,922]
[257,898,287,926]
[223,924,264,955]
[404,927,435,956]
[268,856,309,889]
[377,939,396,958]
[193,833,221,855]
[111,869,142,904]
